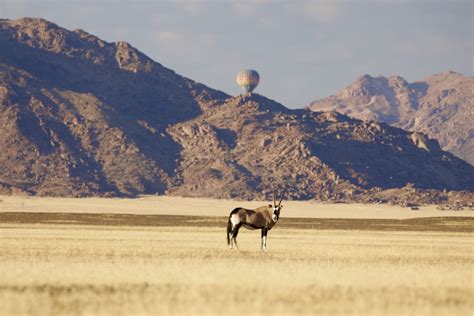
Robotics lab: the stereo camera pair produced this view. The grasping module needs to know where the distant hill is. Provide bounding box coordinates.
[308,72,474,165]
[0,18,473,203]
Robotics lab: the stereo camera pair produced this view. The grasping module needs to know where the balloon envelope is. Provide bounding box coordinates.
[236,69,260,93]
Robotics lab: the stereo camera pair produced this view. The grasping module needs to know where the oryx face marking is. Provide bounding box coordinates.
[272,205,282,222]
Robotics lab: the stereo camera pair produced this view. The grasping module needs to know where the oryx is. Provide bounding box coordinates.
[227,187,286,251]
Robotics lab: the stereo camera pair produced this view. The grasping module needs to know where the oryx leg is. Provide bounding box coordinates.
[228,223,234,249]
[230,223,242,250]
[261,228,268,251]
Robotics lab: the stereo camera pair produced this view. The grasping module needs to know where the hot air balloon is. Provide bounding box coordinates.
[236,69,260,95]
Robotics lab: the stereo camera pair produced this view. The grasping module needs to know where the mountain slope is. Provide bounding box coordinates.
[0,18,228,196]
[167,94,473,200]
[308,72,474,165]
[0,18,473,201]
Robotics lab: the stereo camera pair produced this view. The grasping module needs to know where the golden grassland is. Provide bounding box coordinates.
[0,213,472,316]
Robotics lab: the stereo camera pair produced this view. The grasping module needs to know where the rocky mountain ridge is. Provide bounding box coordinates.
[309,72,474,165]
[0,17,228,196]
[0,18,473,205]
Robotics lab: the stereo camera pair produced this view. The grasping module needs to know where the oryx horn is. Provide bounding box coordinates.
[278,186,287,207]
[272,187,276,208]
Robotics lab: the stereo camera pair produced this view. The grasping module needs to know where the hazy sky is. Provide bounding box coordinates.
[1,0,472,108]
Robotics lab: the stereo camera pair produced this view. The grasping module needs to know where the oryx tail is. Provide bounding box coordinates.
[226,216,232,245]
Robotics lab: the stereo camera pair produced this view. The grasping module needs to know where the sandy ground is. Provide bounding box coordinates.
[0,195,472,219]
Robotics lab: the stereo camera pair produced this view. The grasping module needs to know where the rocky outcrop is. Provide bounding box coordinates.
[308,72,474,165]
[164,94,474,201]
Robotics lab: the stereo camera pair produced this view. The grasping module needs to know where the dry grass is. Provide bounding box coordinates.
[0,215,472,315]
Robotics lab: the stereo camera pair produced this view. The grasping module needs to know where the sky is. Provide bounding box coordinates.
[1,0,472,108]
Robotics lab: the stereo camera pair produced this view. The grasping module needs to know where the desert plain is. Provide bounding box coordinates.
[0,195,472,315]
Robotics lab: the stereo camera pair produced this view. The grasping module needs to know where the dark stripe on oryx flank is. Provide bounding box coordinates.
[242,222,264,229]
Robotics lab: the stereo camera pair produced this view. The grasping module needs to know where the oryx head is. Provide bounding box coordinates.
[269,187,286,222]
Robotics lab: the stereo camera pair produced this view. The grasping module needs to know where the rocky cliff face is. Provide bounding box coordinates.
[308,72,474,165]
[0,18,473,202]
[166,94,473,201]
[0,18,228,196]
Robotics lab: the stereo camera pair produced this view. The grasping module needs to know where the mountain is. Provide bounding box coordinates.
[166,95,473,201]
[0,18,473,203]
[0,17,228,196]
[308,72,474,165]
